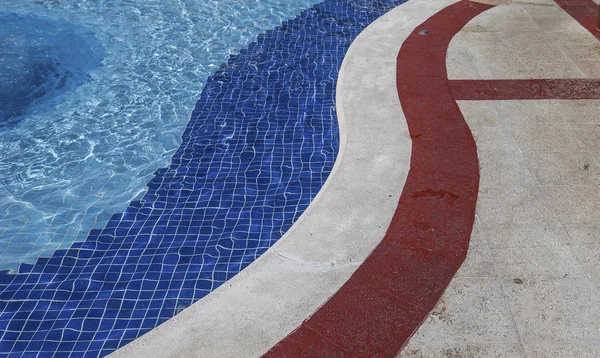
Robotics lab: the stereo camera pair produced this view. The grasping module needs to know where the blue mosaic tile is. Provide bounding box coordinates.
[0,0,406,356]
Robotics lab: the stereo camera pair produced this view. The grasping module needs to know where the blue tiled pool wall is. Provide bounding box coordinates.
[0,0,406,356]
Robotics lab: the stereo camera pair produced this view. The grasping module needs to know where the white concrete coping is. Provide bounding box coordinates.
[111,0,455,356]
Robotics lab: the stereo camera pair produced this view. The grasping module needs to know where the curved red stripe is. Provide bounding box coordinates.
[264,2,490,356]
[555,0,600,39]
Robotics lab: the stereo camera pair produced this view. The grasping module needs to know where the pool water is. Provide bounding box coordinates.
[0,0,318,271]
[0,13,103,127]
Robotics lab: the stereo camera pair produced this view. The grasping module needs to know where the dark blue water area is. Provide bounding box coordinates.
[0,12,103,127]
[0,0,405,356]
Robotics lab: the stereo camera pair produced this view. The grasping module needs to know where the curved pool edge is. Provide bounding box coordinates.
[109,0,463,356]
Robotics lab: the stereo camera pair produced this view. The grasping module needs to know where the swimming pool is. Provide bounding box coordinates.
[0,0,404,356]
[0,0,320,272]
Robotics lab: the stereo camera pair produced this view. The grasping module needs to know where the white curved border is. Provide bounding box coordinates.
[111,1,455,356]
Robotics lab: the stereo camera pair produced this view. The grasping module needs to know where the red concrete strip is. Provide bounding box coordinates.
[263,323,348,357]
[264,1,488,356]
[297,276,429,357]
[450,0,600,101]
[555,0,600,39]
[450,79,600,100]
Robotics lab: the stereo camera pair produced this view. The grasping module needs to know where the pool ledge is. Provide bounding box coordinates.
[109,1,455,356]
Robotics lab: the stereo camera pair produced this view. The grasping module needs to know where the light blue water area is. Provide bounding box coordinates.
[0,0,318,271]
[0,13,103,126]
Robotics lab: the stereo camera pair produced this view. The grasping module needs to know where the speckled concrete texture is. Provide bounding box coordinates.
[401,0,600,356]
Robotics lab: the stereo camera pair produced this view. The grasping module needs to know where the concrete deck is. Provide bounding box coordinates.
[401,0,600,357]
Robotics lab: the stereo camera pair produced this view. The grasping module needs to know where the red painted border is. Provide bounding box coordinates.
[450,79,600,100]
[264,2,488,356]
[450,0,600,101]
[555,0,600,39]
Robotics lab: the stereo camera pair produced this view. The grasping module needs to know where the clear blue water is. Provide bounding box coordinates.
[0,0,318,271]
[0,13,103,126]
